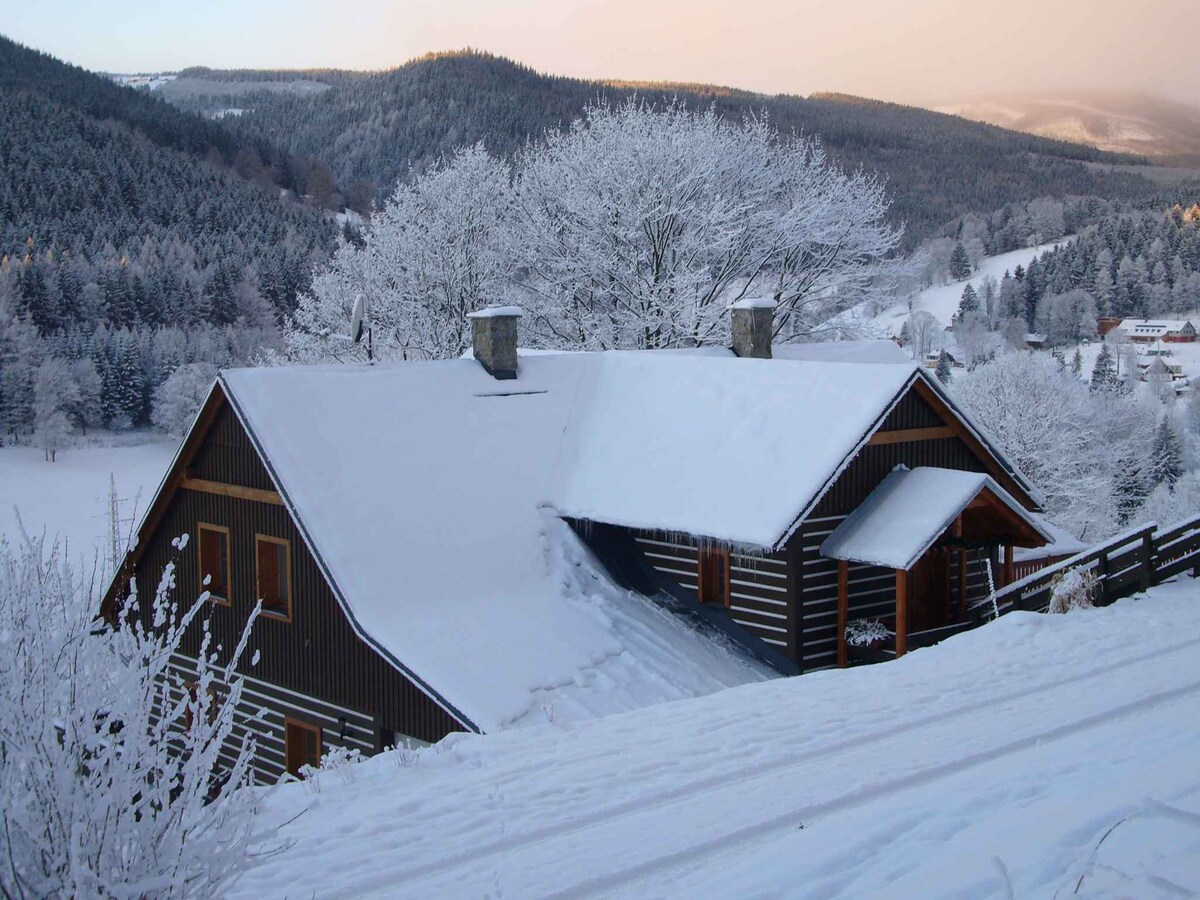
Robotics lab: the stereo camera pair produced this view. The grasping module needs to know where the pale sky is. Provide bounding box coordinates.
[0,0,1194,106]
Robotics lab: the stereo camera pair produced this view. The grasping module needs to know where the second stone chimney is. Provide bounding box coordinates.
[468,306,522,379]
[729,298,774,360]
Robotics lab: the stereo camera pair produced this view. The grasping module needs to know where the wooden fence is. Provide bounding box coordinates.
[974,512,1200,619]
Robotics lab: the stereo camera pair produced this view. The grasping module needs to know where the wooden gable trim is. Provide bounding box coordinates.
[181,475,283,506]
[867,425,955,445]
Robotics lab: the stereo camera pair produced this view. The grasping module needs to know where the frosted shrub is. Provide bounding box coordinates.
[321,745,365,786]
[845,618,893,647]
[0,536,261,898]
[1048,566,1099,614]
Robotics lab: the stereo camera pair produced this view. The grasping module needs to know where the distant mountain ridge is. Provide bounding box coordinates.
[936,90,1200,167]
[160,50,1171,248]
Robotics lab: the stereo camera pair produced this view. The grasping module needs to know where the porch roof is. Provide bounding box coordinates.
[819,466,1054,571]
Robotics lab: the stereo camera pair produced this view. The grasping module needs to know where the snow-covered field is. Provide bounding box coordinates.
[863,241,1067,336]
[0,440,174,565]
[236,579,1200,899]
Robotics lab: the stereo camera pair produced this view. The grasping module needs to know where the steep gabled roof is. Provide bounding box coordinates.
[104,347,1040,733]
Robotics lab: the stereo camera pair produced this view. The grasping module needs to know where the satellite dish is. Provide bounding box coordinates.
[349,294,366,344]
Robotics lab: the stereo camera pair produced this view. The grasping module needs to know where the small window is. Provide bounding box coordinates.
[285,719,321,777]
[256,535,291,620]
[198,524,231,604]
[698,547,730,607]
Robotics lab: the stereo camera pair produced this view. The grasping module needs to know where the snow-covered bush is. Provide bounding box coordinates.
[845,618,893,647]
[152,361,218,437]
[0,536,261,898]
[1047,566,1099,614]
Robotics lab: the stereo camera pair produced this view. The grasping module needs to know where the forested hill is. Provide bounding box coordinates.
[0,35,336,331]
[177,50,1166,247]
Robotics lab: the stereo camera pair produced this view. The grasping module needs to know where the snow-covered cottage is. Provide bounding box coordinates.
[103,305,1051,783]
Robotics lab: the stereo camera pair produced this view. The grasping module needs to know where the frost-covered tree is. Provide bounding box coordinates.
[152,362,218,437]
[1071,347,1083,377]
[1090,341,1119,393]
[290,144,516,362]
[904,310,940,360]
[0,536,261,897]
[514,101,904,348]
[1150,417,1185,488]
[32,357,78,461]
[953,350,1157,538]
[1137,471,1200,529]
[290,102,904,359]
[935,350,953,384]
[957,283,980,319]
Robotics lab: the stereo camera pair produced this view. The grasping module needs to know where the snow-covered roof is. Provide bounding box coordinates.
[819,466,1053,570]
[221,356,774,734]
[1115,319,1195,337]
[216,346,1038,731]
[550,353,918,547]
[1012,517,1089,562]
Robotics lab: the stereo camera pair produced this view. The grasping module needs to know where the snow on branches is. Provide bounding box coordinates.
[287,100,905,361]
[0,536,262,898]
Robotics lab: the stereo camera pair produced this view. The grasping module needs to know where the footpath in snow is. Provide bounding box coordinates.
[236,578,1200,900]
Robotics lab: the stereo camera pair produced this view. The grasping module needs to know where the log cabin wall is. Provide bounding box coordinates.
[631,531,799,660]
[131,405,465,780]
[791,388,1000,671]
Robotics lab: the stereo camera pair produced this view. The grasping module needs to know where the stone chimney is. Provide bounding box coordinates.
[729,298,774,359]
[468,306,522,379]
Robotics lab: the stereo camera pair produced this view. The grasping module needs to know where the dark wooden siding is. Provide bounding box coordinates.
[791,387,1004,672]
[632,531,797,659]
[165,653,387,785]
[132,405,465,774]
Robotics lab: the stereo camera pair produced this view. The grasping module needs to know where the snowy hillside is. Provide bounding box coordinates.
[862,240,1066,337]
[235,579,1200,899]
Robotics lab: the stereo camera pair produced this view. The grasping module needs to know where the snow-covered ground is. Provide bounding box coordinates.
[863,241,1067,337]
[0,439,174,566]
[236,578,1200,899]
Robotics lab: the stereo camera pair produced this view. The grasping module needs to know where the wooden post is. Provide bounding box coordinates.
[957,547,968,622]
[895,569,908,658]
[1140,531,1154,591]
[837,559,849,669]
[1002,541,1014,588]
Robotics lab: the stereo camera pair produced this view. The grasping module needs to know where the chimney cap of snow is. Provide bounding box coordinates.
[467,305,523,319]
[726,298,775,311]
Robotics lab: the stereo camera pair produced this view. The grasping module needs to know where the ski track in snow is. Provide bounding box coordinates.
[237,591,1200,899]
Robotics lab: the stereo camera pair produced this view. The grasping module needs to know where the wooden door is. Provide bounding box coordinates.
[285,719,322,778]
[907,550,950,633]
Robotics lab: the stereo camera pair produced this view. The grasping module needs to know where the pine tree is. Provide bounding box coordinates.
[1150,418,1184,489]
[957,283,980,319]
[1113,452,1152,526]
[935,350,953,384]
[1071,347,1083,376]
[1090,342,1119,393]
[949,242,972,281]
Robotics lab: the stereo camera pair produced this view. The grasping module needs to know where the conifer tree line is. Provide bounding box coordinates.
[920,203,1200,356]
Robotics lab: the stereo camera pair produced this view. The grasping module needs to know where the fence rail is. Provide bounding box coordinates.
[972,512,1200,620]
